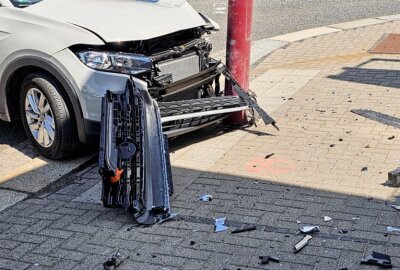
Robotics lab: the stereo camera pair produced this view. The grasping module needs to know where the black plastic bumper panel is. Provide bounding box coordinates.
[99,79,173,225]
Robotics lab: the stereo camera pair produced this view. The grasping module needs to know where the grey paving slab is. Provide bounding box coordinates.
[0,189,28,212]
[73,182,102,204]
[251,39,288,65]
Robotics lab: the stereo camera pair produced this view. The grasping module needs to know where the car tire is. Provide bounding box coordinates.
[20,72,79,159]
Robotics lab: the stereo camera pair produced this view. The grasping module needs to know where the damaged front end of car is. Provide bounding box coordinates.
[71,26,234,134]
[95,24,277,225]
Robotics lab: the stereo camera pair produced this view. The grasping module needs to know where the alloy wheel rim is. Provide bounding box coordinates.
[25,88,55,148]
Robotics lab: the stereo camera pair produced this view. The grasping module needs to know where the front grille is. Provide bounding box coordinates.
[157,54,200,82]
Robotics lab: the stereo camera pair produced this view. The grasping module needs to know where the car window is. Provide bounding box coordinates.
[11,0,42,7]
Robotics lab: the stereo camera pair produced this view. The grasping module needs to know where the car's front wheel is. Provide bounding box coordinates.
[20,73,79,159]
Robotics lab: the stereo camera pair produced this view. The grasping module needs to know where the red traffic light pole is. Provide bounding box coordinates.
[225,0,253,125]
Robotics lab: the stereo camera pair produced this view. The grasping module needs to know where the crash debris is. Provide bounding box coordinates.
[299,226,320,234]
[215,217,228,233]
[99,81,173,225]
[387,226,400,233]
[388,168,400,187]
[259,256,280,265]
[199,195,213,202]
[294,235,313,253]
[361,251,392,268]
[231,226,257,234]
[265,153,275,159]
[158,212,179,224]
[98,63,277,225]
[388,204,400,211]
[103,252,129,270]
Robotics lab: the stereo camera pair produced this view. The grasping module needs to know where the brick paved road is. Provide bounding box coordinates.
[0,160,399,270]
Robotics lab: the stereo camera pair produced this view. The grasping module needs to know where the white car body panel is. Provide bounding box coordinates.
[51,49,134,121]
[0,0,209,142]
[0,6,105,117]
[24,0,206,42]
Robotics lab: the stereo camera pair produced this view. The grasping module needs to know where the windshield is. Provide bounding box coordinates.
[11,0,42,7]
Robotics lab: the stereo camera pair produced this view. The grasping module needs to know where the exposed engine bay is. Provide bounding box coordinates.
[72,26,220,103]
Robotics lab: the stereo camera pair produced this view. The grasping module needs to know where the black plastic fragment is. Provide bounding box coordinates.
[99,79,173,225]
[220,64,279,131]
[265,153,275,159]
[361,251,392,268]
[259,256,280,265]
[388,168,400,187]
[231,226,257,234]
[103,252,129,270]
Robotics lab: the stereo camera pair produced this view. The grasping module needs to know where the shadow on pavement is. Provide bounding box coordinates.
[4,161,397,269]
[169,123,234,151]
[0,119,26,147]
[328,58,400,89]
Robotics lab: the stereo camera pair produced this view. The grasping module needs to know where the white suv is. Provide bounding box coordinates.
[0,0,219,159]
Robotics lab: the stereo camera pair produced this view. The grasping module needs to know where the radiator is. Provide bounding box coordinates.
[157,54,200,82]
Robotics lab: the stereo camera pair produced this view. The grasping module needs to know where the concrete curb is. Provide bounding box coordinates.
[213,13,400,68]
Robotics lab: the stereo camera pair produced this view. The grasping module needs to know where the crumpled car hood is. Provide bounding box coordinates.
[25,0,206,42]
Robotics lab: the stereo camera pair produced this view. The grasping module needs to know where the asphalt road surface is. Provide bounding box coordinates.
[189,0,400,51]
[1,0,400,148]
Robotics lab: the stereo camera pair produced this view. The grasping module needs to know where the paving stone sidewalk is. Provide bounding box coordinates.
[1,21,400,270]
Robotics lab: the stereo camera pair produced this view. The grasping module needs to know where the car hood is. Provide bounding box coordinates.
[25,0,206,42]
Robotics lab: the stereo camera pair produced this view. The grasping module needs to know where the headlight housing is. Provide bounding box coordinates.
[76,51,152,75]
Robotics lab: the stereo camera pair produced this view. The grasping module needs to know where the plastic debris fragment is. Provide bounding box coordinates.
[231,226,257,234]
[199,195,213,202]
[324,216,332,222]
[300,226,320,234]
[103,252,129,270]
[265,153,275,159]
[259,256,280,265]
[361,251,392,268]
[215,217,228,233]
[294,235,312,253]
[158,212,179,224]
[388,168,400,187]
[387,226,400,233]
[388,204,400,211]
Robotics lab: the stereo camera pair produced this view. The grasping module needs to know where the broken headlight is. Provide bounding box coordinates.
[77,51,152,75]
